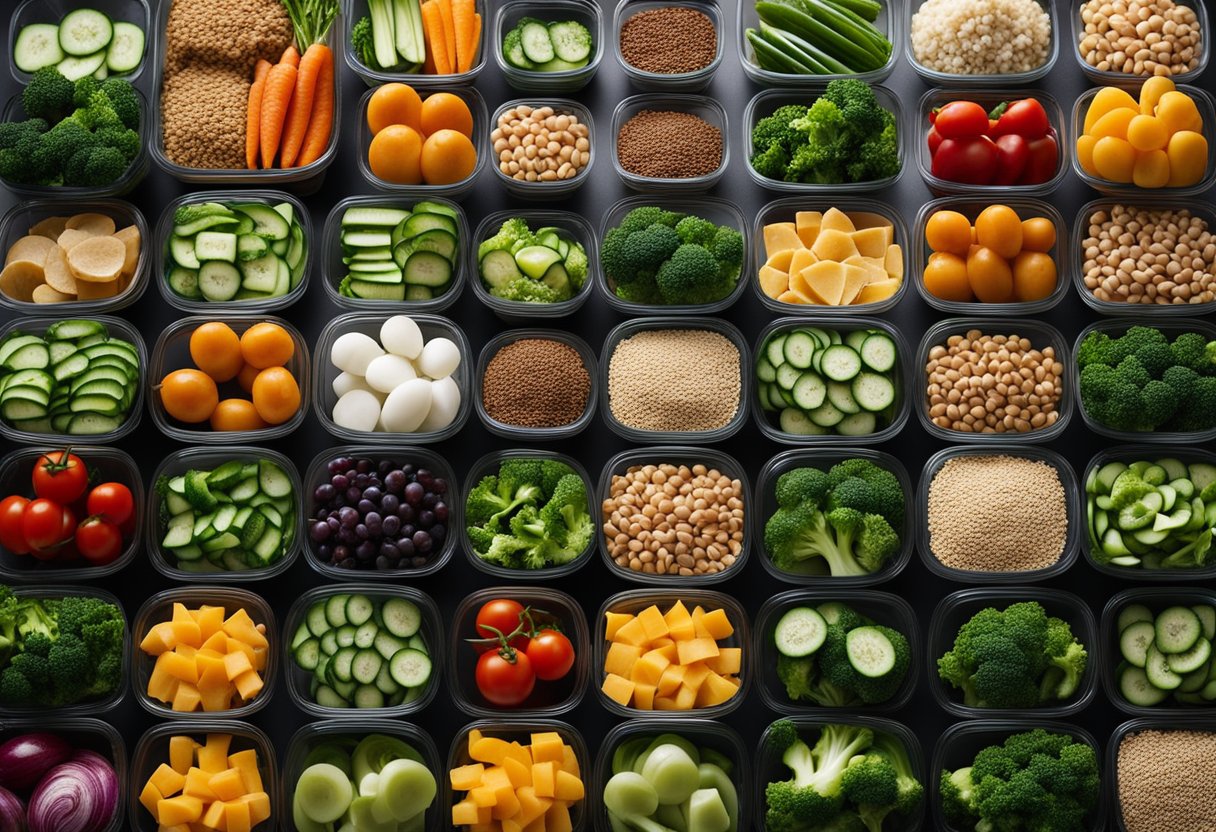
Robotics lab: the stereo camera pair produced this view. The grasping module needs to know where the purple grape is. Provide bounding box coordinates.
[385,470,405,493]
[375,556,391,570]
[382,515,401,537]
[357,499,376,514]
[327,517,340,533]
[397,537,415,557]
[432,477,447,494]
[356,540,376,560]
[310,521,331,542]
[346,486,362,504]
[356,459,373,474]
[430,524,446,545]
[433,501,449,522]
[397,504,415,523]
[355,523,369,541]
[380,541,400,560]
[400,524,416,539]
[380,494,400,515]
[354,473,370,488]
[412,530,432,553]
[315,544,332,561]
[331,474,349,490]
[401,463,415,477]
[314,483,336,503]
[418,509,435,529]
[333,544,351,561]
[378,460,393,475]
[422,492,438,509]
[404,482,424,505]
[338,506,359,527]
[363,486,382,504]
[337,527,356,545]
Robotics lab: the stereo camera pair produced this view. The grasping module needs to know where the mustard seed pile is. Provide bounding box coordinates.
[481,338,591,428]
[1078,0,1202,77]
[619,7,718,74]
[1081,205,1216,305]
[603,462,745,577]
[1117,729,1216,831]
[616,111,723,179]
[607,329,740,433]
[161,0,292,169]
[911,0,1052,75]
[927,454,1069,572]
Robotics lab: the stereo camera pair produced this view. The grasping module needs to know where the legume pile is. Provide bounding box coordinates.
[602,462,744,577]
[618,6,718,75]
[616,110,723,180]
[607,329,740,433]
[1078,0,1202,77]
[1081,204,1216,305]
[481,338,591,429]
[1117,729,1216,831]
[927,454,1069,572]
[910,0,1052,76]
[926,330,1064,434]
[492,104,591,184]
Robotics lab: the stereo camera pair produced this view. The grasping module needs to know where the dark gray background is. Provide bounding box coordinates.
[0,0,1201,825]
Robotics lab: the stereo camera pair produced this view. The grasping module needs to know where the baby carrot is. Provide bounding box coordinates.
[245,59,272,170]
[295,45,334,168]
[259,58,297,168]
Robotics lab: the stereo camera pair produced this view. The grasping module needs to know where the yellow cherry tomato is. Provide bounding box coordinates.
[1133,149,1171,188]
[1156,91,1204,135]
[1139,76,1176,114]
[1091,107,1138,140]
[923,252,972,302]
[1166,130,1209,187]
[1020,217,1057,253]
[925,210,973,256]
[967,246,1015,303]
[1076,134,1100,176]
[1084,87,1140,133]
[975,205,1024,260]
[1093,136,1138,183]
[1012,251,1058,302]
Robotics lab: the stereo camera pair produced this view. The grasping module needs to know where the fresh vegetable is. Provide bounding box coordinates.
[1085,456,1216,570]
[936,600,1089,709]
[30,450,86,505]
[922,205,1058,303]
[600,206,744,306]
[137,733,271,831]
[465,457,592,571]
[748,79,900,185]
[354,0,481,73]
[502,18,592,72]
[338,202,460,302]
[0,734,73,791]
[939,729,1100,832]
[365,82,477,185]
[477,217,588,304]
[0,585,125,708]
[449,728,583,831]
[466,599,574,707]
[1077,325,1216,433]
[601,601,742,711]
[604,734,739,832]
[14,10,145,77]
[25,748,118,832]
[746,0,892,76]
[762,718,923,832]
[926,96,1058,186]
[0,210,141,305]
[1112,600,1216,707]
[289,593,433,710]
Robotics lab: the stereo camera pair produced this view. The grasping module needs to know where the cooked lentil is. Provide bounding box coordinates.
[616,110,722,179]
[608,329,740,432]
[927,454,1068,572]
[603,462,744,576]
[491,104,591,183]
[911,0,1051,75]
[1117,729,1216,832]
[1079,0,1202,77]
[481,338,590,428]
[619,7,717,74]
[1082,205,1216,305]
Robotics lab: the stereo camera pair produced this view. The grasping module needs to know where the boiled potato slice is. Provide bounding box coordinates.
[5,234,53,267]
[28,215,70,240]
[0,259,46,302]
[32,283,74,303]
[43,245,77,295]
[66,236,125,283]
[65,212,116,236]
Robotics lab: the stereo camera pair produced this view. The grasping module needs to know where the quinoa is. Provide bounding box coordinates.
[616,110,722,179]
[619,7,718,75]
[481,338,591,428]
[1117,729,1216,831]
[911,0,1052,76]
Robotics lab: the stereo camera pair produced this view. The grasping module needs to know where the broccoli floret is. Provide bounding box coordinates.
[466,524,498,555]
[100,79,141,130]
[1079,362,1148,432]
[1169,331,1216,373]
[675,215,717,246]
[351,15,376,67]
[827,478,902,527]
[539,460,575,497]
[1141,379,1180,426]
[22,67,74,123]
[490,277,561,304]
[1115,354,1152,387]
[655,243,729,305]
[0,119,47,150]
[93,126,140,162]
[750,104,810,156]
[750,141,790,180]
[1135,340,1175,377]
[0,668,32,706]
[786,99,850,184]
[478,217,535,260]
[464,473,533,528]
[563,241,588,288]
[821,79,888,137]
[1165,375,1216,431]
[41,118,98,167]
[776,653,817,701]
[775,467,832,509]
[765,505,868,577]
[63,145,127,187]
[764,721,875,831]
[538,473,593,555]
[615,206,683,236]
[1076,331,1117,368]
[711,226,745,280]
[840,740,922,832]
[613,279,664,305]
[847,109,900,182]
[72,76,100,109]
[607,223,681,282]
[467,460,581,571]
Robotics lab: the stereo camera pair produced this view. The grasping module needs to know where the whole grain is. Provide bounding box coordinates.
[491,104,591,183]
[616,110,722,179]
[911,0,1052,76]
[619,7,717,74]
[1079,0,1202,76]
[1082,205,1216,304]
[481,338,590,428]
[1117,729,1216,832]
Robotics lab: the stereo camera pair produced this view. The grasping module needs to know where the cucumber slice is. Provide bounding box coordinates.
[845,626,897,678]
[779,407,829,436]
[13,24,64,73]
[104,21,144,73]
[1145,643,1183,690]
[56,51,106,82]
[1156,606,1203,654]
[791,373,826,411]
[547,20,592,62]
[1167,637,1211,674]
[1119,664,1169,706]
[1194,605,1216,640]
[519,19,555,63]
[820,345,862,381]
[773,606,827,658]
[234,203,290,240]
[858,333,897,372]
[851,373,895,412]
[380,598,421,638]
[58,9,112,57]
[343,207,411,228]
[781,332,817,370]
[1119,621,1155,668]
[198,261,241,302]
[388,648,431,688]
[1117,603,1154,633]
[835,411,877,436]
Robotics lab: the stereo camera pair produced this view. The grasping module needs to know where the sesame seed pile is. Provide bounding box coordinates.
[618,7,718,75]
[481,338,591,428]
[1117,729,1216,831]
[616,111,723,179]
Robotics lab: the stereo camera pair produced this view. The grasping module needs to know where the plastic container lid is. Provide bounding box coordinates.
[489,98,596,198]
[1069,0,1210,88]
[612,0,724,91]
[493,0,604,93]
[610,93,728,192]
[9,0,152,86]
[904,0,1059,86]
[1108,715,1216,832]
[341,0,488,87]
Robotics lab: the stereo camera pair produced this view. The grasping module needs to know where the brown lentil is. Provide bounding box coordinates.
[1117,729,1216,831]
[617,110,722,179]
[926,330,1064,434]
[1082,205,1216,305]
[608,329,740,432]
[619,7,717,74]
[1079,0,1202,77]
[481,338,590,428]
[161,0,292,169]
[927,454,1068,572]
[603,462,745,576]
[491,104,591,183]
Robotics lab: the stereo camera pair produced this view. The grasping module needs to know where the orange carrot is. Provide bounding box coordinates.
[452,0,475,73]
[259,59,297,168]
[437,0,456,71]
[420,1,452,74]
[295,46,334,168]
[466,12,482,73]
[281,45,300,67]
[245,59,272,170]
[279,43,328,168]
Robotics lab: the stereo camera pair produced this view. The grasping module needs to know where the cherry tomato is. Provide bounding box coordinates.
[75,517,123,566]
[932,136,999,185]
[32,450,87,504]
[86,482,134,526]
[120,511,137,537]
[0,496,31,555]
[992,134,1030,185]
[22,499,74,551]
[932,101,990,139]
[1022,132,1059,185]
[475,599,530,651]
[526,629,575,681]
[991,98,1050,140]
[475,649,535,706]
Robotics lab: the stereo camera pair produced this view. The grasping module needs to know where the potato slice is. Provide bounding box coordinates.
[5,234,54,267]
[74,279,118,300]
[112,225,141,279]
[43,245,77,295]
[57,228,93,252]
[0,260,46,302]
[32,283,73,303]
[65,212,116,237]
[810,229,859,263]
[758,265,790,299]
[28,215,70,240]
[67,236,125,283]
[820,207,856,234]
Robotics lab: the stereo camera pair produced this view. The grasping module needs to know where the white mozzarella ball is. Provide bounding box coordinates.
[417,337,461,379]
[380,315,424,359]
[332,389,382,432]
[364,353,417,393]
[331,332,384,375]
[418,374,461,432]
[380,378,433,433]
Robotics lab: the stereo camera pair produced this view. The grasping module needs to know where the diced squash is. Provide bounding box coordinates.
[199,735,232,773]
[196,652,229,690]
[481,766,512,791]
[199,684,232,714]
[554,770,585,802]
[795,211,823,248]
[470,786,498,808]
[453,799,481,826]
[884,244,903,279]
[758,265,790,299]
[222,650,253,681]
[515,786,552,826]
[158,795,205,826]
[452,763,487,791]
[491,785,522,820]
[699,608,734,640]
[704,647,742,675]
[183,767,218,801]
[503,743,533,772]
[676,637,720,666]
[148,660,181,704]
[470,737,512,765]
[610,616,649,647]
[172,682,202,712]
[467,729,484,755]
[195,606,226,641]
[850,225,892,258]
[820,207,856,233]
[140,781,163,821]
[601,672,635,706]
[201,798,226,830]
[673,684,698,709]
[764,249,795,273]
[560,746,580,777]
[837,263,872,306]
[856,278,900,304]
[603,612,633,641]
[682,662,711,691]
[787,247,816,277]
[141,622,177,655]
[649,641,678,664]
[604,642,643,678]
[170,736,200,775]
[237,791,270,825]
[654,695,678,710]
[223,799,251,832]
[532,761,556,798]
[631,650,671,686]
[530,732,565,764]
[696,670,742,707]
[811,229,858,262]
[170,621,202,648]
[208,768,245,802]
[802,261,846,305]
[233,669,264,701]
[222,609,267,649]
[501,817,523,832]
[160,649,201,684]
[763,222,802,256]
[227,750,262,793]
[151,764,187,799]
[503,756,531,789]
[547,801,573,832]
[633,682,656,710]
[635,605,669,641]
[656,664,686,697]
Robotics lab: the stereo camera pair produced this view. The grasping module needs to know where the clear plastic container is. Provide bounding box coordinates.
[153,190,312,313]
[1069,0,1210,88]
[448,586,591,717]
[148,314,310,443]
[302,444,460,580]
[599,317,751,443]
[146,446,301,583]
[596,446,751,585]
[0,584,127,717]
[751,197,910,315]
[0,314,146,446]
[462,448,594,580]
[754,448,914,586]
[0,445,143,582]
[9,0,152,85]
[1072,196,1216,315]
[592,718,748,832]
[743,86,906,193]
[1080,445,1216,581]
[470,209,596,320]
[612,0,724,91]
[341,0,487,88]
[594,588,751,718]
[927,587,1100,719]
[904,0,1059,86]
[494,0,604,92]
[1071,83,1216,198]
[915,316,1073,444]
[913,196,1070,315]
[756,716,925,832]
[1074,317,1216,443]
[596,195,749,316]
[321,194,467,314]
[611,93,728,192]
[128,719,277,832]
[357,85,487,199]
[917,444,1081,583]
[489,98,596,199]
[915,88,1069,196]
[0,198,150,314]
[752,317,913,446]
[131,585,277,720]
[282,583,442,719]
[1108,716,1216,832]
[754,589,920,713]
[313,311,473,444]
[281,719,442,832]
[932,719,1105,832]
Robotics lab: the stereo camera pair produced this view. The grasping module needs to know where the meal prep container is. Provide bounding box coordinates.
[1108,716,1216,832]
[342,0,488,87]
[9,0,152,85]
[903,0,1059,86]
[494,0,604,92]
[612,0,724,91]
[1069,0,1210,88]
[610,93,728,192]
[489,98,595,199]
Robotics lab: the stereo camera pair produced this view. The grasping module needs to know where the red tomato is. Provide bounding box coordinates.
[0,496,31,555]
[932,101,990,139]
[1022,132,1059,185]
[22,499,74,551]
[927,126,943,156]
[526,629,575,681]
[32,450,88,504]
[932,136,999,185]
[992,134,1030,185]
[86,482,134,526]
[475,599,529,651]
[75,517,123,566]
[475,649,535,706]
[992,98,1050,140]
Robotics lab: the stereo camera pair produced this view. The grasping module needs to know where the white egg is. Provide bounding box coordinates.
[332,371,375,398]
[364,353,417,393]
[417,337,461,379]
[331,332,385,375]
[332,389,382,432]
[380,315,424,359]
[418,374,462,432]
[380,378,433,433]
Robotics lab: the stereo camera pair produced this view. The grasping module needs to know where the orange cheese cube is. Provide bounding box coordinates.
[222,650,253,681]
[662,601,695,640]
[208,768,246,802]
[195,605,226,641]
[601,672,635,706]
[172,682,201,712]
[560,745,580,778]
[452,799,481,826]
[503,755,532,788]
[450,763,486,791]
[554,770,584,802]
[604,612,634,641]
[223,800,251,832]
[470,736,512,765]
[633,682,656,710]
[140,781,164,821]
[150,763,187,797]
[198,735,232,773]
[699,608,734,639]
[236,791,270,825]
[490,785,521,820]
[704,647,741,676]
[530,732,565,764]
[603,642,643,678]
[609,616,649,648]
[170,736,199,775]
[233,670,264,701]
[183,767,217,801]
[227,750,262,793]
[140,621,177,655]
[547,801,573,832]
[635,605,669,641]
[158,795,204,826]
[532,761,556,798]
[201,798,227,830]
[676,637,720,666]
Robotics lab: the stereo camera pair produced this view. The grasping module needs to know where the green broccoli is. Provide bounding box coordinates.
[602,207,741,305]
[72,76,101,109]
[675,215,718,247]
[616,206,684,235]
[41,118,98,167]
[538,473,594,555]
[764,721,872,829]
[100,78,141,130]
[654,243,729,305]
[491,277,562,304]
[94,125,141,162]
[478,217,535,260]
[775,467,831,509]
[847,109,900,183]
[840,736,922,832]
[824,460,905,528]
[603,222,681,288]
[750,141,791,180]
[786,99,850,184]
[1168,331,1216,372]
[63,145,128,187]
[750,104,810,159]
[711,226,745,280]
[22,67,74,123]
[820,79,888,137]
[775,653,819,702]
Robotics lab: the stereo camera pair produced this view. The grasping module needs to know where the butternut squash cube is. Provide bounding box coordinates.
[147,661,180,704]
[787,248,816,278]
[673,683,698,709]
[848,211,893,230]
[233,669,264,701]
[704,647,742,675]
[850,225,893,258]
[227,749,262,793]
[884,244,903,279]
[198,735,232,773]
[470,786,499,808]
[159,649,200,685]
[635,605,669,641]
[150,763,187,798]
[609,617,649,648]
[183,767,217,801]
[696,670,743,707]
[682,662,711,691]
[515,787,553,826]
[453,799,481,826]
[195,606,226,641]
[222,609,267,649]
[838,263,873,306]
[140,622,177,655]
[139,781,163,820]
[777,289,814,305]
[532,761,557,798]
[653,695,678,710]
[633,682,656,710]
[530,732,566,764]
[554,770,585,802]
[504,742,534,772]
[758,265,790,299]
[158,795,204,826]
[201,797,226,830]
[222,650,253,681]
[603,642,643,678]
[491,785,522,820]
[547,801,574,832]
[662,600,695,639]
[451,763,486,791]
[208,768,246,802]
[481,765,512,791]
[811,229,858,263]
[560,746,580,777]
[170,736,200,775]
[172,682,201,712]
[471,736,512,765]
[763,222,802,257]
[223,799,251,832]
[676,637,720,666]
[631,650,671,686]
[603,612,633,641]
[656,664,686,697]
[601,672,635,706]
[648,641,678,664]
[200,631,229,655]
[699,608,735,640]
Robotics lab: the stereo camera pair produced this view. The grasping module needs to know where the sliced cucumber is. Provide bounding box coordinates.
[13,24,64,73]
[1156,606,1203,654]
[773,606,826,658]
[104,21,144,73]
[845,627,897,679]
[58,9,112,57]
